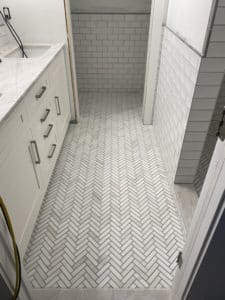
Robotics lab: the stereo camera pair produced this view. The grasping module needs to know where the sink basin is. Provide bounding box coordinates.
[6,45,50,58]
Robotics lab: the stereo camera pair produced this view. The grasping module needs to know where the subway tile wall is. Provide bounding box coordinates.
[194,75,225,194]
[72,14,149,92]
[153,27,201,180]
[175,1,225,184]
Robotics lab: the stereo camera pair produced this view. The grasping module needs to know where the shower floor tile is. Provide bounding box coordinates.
[24,92,185,289]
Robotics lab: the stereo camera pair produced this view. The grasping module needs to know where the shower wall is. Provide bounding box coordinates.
[153,27,201,179]
[175,2,225,184]
[72,13,149,92]
[154,1,225,185]
[194,75,225,194]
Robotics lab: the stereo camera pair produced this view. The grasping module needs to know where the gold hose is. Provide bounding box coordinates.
[0,196,21,299]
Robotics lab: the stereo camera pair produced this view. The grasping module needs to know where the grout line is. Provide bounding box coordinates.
[198,71,224,74]
[164,25,203,57]
[195,84,221,87]
[71,11,151,15]
[207,41,225,43]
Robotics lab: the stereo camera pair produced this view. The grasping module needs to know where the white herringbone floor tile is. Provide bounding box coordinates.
[24,92,185,289]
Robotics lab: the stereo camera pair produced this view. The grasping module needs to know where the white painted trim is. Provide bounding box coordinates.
[142,0,168,125]
[63,0,80,123]
[172,139,225,299]
[0,229,33,299]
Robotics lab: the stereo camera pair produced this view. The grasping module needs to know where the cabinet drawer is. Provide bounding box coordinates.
[0,135,41,246]
[40,130,57,184]
[31,108,57,158]
[0,102,28,163]
[25,71,49,117]
[32,100,53,137]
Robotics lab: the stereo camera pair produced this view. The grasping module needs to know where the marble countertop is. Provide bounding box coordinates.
[0,43,65,125]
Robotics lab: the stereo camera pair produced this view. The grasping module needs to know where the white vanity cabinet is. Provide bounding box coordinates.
[49,51,71,141]
[0,105,41,256]
[0,48,71,257]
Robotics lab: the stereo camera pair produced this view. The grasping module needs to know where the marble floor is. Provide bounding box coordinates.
[31,288,170,300]
[24,92,185,290]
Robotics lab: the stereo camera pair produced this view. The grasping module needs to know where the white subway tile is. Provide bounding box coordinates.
[186,122,209,132]
[197,72,224,85]
[200,58,225,72]
[175,175,194,184]
[211,26,225,41]
[185,132,207,142]
[176,167,197,176]
[73,13,149,91]
[215,7,225,25]
[179,151,202,160]
[178,159,200,168]
[207,42,225,57]
[154,28,200,179]
[188,110,213,122]
[219,0,225,6]
[191,98,217,110]
[194,85,220,98]
[182,142,204,151]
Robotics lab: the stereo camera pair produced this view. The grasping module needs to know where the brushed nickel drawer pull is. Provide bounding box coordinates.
[30,140,41,164]
[40,109,50,123]
[48,144,57,159]
[55,96,61,116]
[44,124,53,138]
[35,86,47,99]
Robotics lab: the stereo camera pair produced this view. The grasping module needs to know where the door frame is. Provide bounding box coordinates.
[171,138,225,299]
[63,0,80,123]
[142,0,169,125]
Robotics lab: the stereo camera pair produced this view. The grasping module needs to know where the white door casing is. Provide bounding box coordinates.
[142,0,169,125]
[63,0,80,123]
[172,136,225,299]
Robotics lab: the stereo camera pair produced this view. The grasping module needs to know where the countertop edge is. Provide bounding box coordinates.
[0,43,66,127]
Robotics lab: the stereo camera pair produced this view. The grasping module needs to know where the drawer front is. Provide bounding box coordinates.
[39,131,57,187]
[49,49,71,141]
[31,104,56,156]
[25,71,49,117]
[0,101,28,163]
[33,99,53,138]
[30,101,58,181]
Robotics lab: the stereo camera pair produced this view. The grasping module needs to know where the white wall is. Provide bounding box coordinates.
[153,28,201,180]
[70,0,151,13]
[0,13,14,51]
[175,2,225,184]
[73,14,149,92]
[1,0,67,43]
[167,0,214,53]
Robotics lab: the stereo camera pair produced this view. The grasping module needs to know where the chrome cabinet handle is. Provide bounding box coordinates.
[30,141,41,164]
[35,86,47,99]
[40,109,50,123]
[44,124,53,138]
[55,96,61,116]
[48,144,57,159]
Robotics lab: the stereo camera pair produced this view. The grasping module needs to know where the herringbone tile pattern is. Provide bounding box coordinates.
[24,92,185,289]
